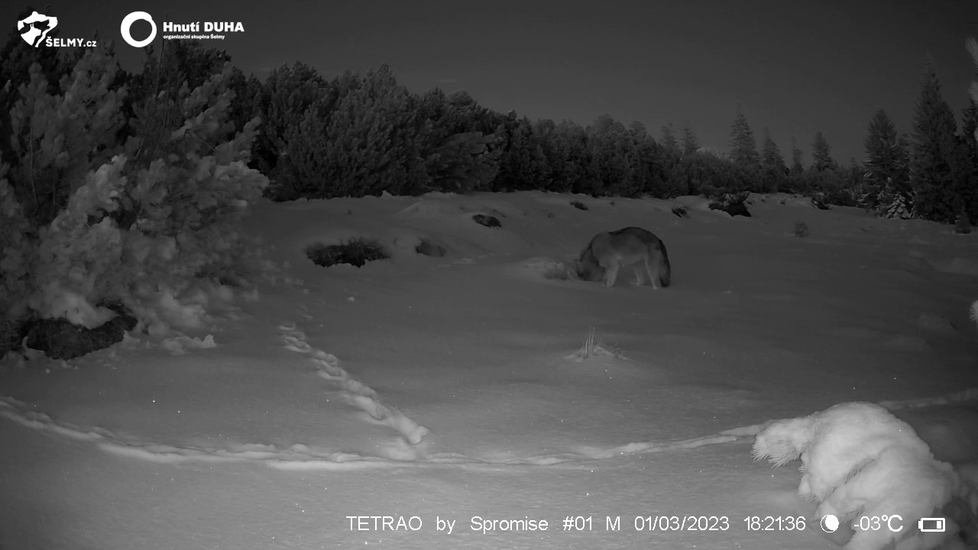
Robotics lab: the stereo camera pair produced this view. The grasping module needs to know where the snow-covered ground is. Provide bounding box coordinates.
[1,191,976,550]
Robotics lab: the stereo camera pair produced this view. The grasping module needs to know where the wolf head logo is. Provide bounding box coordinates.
[17,11,58,48]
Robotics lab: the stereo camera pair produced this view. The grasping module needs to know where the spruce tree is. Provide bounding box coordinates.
[586,114,632,196]
[554,120,591,194]
[628,121,662,197]
[660,123,679,155]
[729,105,760,190]
[252,62,329,193]
[8,45,126,228]
[760,127,786,192]
[862,109,914,216]
[729,105,760,170]
[910,58,963,222]
[969,38,978,133]
[0,8,87,205]
[811,131,835,171]
[962,38,978,223]
[3,46,267,335]
[493,113,549,191]
[790,136,804,175]
[681,125,700,157]
[957,100,978,226]
[864,109,900,186]
[784,137,805,193]
[317,64,431,197]
[534,118,566,192]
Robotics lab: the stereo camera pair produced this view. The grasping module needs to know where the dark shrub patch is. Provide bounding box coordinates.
[671,205,689,218]
[708,191,752,217]
[23,302,137,360]
[472,214,501,228]
[811,192,830,210]
[306,238,390,268]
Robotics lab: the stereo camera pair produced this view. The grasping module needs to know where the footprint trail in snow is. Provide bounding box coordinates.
[2,312,977,471]
[277,322,430,448]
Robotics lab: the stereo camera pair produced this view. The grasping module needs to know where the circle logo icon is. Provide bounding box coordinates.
[120,11,156,48]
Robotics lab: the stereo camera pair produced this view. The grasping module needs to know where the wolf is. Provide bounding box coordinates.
[575,227,671,288]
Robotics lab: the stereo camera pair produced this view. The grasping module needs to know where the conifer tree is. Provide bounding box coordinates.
[534,118,566,192]
[0,8,88,205]
[760,127,786,192]
[418,88,500,193]
[729,104,760,174]
[910,58,963,222]
[961,38,978,223]
[681,125,700,157]
[554,120,591,194]
[586,114,633,196]
[660,123,679,155]
[2,46,267,335]
[252,62,329,193]
[862,109,913,216]
[7,45,126,228]
[129,40,231,103]
[811,131,835,171]
[629,121,664,196]
[969,38,978,135]
[963,103,978,160]
[315,64,432,197]
[493,113,549,191]
[864,109,900,185]
[789,136,804,175]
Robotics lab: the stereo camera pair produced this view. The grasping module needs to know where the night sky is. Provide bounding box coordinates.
[3,1,976,166]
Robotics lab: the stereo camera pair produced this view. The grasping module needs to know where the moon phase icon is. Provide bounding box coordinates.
[820,514,840,533]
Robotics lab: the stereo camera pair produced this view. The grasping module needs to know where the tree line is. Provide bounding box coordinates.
[1,28,977,230]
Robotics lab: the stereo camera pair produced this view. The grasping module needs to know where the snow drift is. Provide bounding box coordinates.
[753,402,978,550]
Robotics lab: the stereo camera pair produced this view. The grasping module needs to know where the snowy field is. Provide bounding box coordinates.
[2,191,977,549]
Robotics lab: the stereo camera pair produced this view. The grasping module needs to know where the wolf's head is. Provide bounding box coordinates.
[575,247,604,282]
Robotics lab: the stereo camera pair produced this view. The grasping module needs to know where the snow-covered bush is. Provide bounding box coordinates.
[0,45,268,338]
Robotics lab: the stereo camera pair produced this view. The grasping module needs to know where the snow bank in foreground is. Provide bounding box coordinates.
[753,402,978,550]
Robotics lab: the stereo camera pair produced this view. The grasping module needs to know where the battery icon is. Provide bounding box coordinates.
[918,518,945,532]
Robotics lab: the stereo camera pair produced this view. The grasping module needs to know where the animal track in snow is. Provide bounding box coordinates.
[277,322,429,446]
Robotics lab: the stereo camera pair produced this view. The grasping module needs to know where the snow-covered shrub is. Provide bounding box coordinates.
[7,46,126,229]
[2,45,268,338]
[875,183,913,219]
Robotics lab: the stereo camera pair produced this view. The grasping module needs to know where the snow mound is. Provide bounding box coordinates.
[670,195,716,213]
[753,402,978,550]
[882,334,930,351]
[397,199,461,218]
[398,196,527,220]
[512,256,577,282]
[928,257,978,277]
[777,195,821,208]
[160,333,216,355]
[916,313,957,334]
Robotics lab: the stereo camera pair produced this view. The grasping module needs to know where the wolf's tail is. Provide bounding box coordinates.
[658,242,671,287]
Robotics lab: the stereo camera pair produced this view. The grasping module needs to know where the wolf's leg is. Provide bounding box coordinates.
[604,262,620,287]
[632,267,645,286]
[645,258,659,289]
